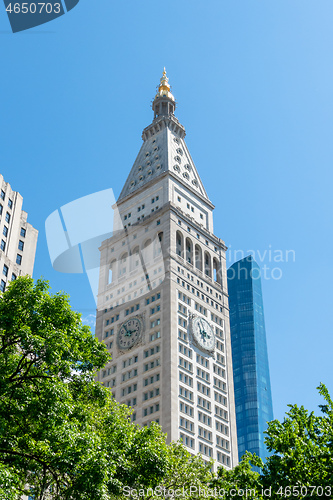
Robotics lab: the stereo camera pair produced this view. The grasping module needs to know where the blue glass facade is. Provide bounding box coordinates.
[227,256,273,462]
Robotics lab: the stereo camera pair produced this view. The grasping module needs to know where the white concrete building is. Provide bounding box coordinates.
[0,174,38,291]
[95,71,238,469]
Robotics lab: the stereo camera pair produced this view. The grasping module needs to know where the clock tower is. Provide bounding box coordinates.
[95,70,238,469]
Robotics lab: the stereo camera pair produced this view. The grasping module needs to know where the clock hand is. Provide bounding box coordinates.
[123,326,132,337]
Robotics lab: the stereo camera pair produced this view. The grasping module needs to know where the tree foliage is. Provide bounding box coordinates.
[212,453,263,499]
[0,278,172,499]
[257,383,333,498]
[1,277,332,499]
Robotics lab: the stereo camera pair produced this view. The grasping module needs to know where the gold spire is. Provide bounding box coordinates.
[155,68,175,101]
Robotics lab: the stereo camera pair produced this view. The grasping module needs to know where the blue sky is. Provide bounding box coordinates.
[1,0,332,422]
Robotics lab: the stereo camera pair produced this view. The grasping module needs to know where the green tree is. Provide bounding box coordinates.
[153,441,214,499]
[211,453,263,500]
[257,383,333,499]
[0,277,171,499]
[212,385,333,500]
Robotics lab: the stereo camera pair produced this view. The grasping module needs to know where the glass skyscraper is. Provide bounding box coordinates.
[227,255,273,462]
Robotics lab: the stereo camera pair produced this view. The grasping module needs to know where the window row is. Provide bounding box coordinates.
[102,365,117,377]
[105,314,120,326]
[122,383,137,396]
[180,433,195,449]
[215,406,228,421]
[216,421,229,435]
[197,382,210,397]
[143,387,160,401]
[144,358,160,372]
[104,378,116,388]
[177,266,222,301]
[179,386,193,401]
[150,304,160,315]
[150,330,161,342]
[122,368,138,382]
[214,378,227,391]
[178,316,187,329]
[123,355,138,368]
[125,397,137,407]
[179,356,193,373]
[197,396,211,411]
[178,343,192,359]
[179,402,193,417]
[198,427,212,442]
[125,304,140,315]
[216,436,230,450]
[143,403,160,417]
[146,292,161,304]
[198,411,211,426]
[178,303,187,316]
[179,371,193,387]
[178,328,188,342]
[143,372,160,386]
[144,345,160,358]
[177,279,224,318]
[197,368,210,382]
[213,365,226,378]
[199,442,213,457]
[0,191,13,210]
[214,392,227,406]
[217,452,230,466]
[178,291,191,305]
[179,417,194,432]
[197,355,209,368]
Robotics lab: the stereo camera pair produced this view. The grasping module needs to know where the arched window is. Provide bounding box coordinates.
[204,251,212,278]
[176,231,184,258]
[119,252,128,277]
[142,239,153,264]
[154,232,164,257]
[130,246,140,271]
[195,244,202,271]
[108,259,116,284]
[185,237,193,265]
[213,258,221,284]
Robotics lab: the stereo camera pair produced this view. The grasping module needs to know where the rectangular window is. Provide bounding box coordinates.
[5,212,10,223]
[11,273,16,281]
[3,226,8,237]
[20,227,26,238]
[0,240,5,251]
[0,190,5,200]
[0,280,5,292]
[3,265,8,277]
[0,204,2,215]
[8,199,13,209]
[18,240,24,251]
[16,254,22,265]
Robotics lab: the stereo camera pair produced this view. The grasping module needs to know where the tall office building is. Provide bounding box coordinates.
[0,174,38,291]
[95,71,238,469]
[227,255,273,462]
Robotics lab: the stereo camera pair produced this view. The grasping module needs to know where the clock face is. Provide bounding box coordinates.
[191,317,215,352]
[117,317,143,350]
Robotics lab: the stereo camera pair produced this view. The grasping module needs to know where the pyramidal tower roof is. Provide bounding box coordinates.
[118,69,211,205]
